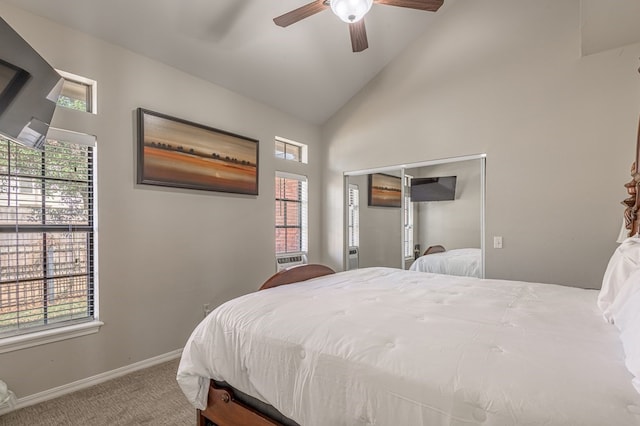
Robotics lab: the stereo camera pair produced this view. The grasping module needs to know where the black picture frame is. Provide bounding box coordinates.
[136,108,259,195]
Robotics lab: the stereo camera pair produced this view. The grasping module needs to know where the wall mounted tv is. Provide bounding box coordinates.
[0,17,63,150]
[410,176,457,202]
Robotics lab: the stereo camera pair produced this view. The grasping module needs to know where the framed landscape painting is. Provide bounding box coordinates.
[137,108,259,195]
[368,173,401,207]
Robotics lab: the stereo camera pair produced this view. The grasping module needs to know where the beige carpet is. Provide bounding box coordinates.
[0,359,195,425]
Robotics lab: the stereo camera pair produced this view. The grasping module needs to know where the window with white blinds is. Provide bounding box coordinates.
[0,135,95,337]
[348,184,359,247]
[275,172,308,255]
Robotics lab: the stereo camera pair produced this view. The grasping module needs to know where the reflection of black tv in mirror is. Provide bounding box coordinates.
[410,176,457,202]
[0,17,63,150]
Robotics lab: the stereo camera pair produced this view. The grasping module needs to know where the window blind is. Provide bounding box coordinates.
[403,175,414,259]
[404,194,414,258]
[0,136,95,337]
[275,172,308,255]
[348,184,359,247]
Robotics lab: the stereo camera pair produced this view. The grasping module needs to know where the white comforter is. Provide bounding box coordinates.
[177,267,640,426]
[409,248,481,277]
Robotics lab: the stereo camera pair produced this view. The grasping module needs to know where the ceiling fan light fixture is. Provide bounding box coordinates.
[330,0,373,23]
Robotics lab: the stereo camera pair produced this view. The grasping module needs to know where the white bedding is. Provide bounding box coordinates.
[177,267,640,426]
[409,248,481,277]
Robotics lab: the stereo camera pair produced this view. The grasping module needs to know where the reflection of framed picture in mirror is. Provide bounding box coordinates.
[0,59,30,115]
[368,173,402,207]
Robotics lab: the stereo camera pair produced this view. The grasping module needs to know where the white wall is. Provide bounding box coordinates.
[411,160,481,251]
[322,0,640,288]
[0,3,322,399]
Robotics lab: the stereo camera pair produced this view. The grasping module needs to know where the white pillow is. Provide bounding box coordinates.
[610,270,640,393]
[598,237,640,323]
[608,268,640,322]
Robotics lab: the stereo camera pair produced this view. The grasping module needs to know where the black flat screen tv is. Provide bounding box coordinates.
[410,176,457,202]
[0,17,63,150]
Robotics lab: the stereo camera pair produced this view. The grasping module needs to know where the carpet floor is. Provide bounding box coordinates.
[0,358,195,425]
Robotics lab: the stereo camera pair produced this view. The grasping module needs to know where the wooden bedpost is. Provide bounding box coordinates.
[622,115,640,238]
[621,63,640,238]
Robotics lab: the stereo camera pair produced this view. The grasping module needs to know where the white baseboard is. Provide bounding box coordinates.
[0,348,183,416]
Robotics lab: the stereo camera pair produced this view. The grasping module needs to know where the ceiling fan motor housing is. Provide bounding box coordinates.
[330,0,374,23]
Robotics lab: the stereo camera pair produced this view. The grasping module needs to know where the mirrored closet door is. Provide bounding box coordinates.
[344,154,486,278]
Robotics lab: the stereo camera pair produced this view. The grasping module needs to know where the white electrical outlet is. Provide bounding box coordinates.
[493,236,503,249]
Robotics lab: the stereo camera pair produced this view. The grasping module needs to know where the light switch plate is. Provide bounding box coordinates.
[493,236,503,249]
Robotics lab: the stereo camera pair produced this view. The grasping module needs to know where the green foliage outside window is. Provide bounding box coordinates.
[57,95,88,112]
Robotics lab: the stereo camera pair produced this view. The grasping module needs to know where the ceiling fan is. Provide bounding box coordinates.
[273,0,444,53]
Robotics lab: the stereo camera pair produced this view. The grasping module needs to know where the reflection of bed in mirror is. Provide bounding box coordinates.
[409,245,481,277]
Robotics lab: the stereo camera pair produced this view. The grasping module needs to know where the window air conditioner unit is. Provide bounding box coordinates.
[276,253,308,272]
[348,246,359,270]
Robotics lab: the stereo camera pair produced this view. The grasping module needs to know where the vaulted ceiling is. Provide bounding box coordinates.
[2,0,450,125]
[3,0,640,125]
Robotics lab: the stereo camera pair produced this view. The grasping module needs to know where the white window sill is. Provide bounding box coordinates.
[0,320,104,354]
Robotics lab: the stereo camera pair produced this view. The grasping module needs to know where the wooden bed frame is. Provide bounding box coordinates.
[423,244,446,255]
[197,264,335,426]
[196,102,640,426]
[259,264,335,290]
[197,382,279,426]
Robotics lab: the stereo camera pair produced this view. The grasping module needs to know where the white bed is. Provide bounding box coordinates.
[177,266,640,426]
[409,247,481,277]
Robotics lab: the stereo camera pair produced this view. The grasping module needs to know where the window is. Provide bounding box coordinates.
[56,70,97,113]
[0,134,95,338]
[404,176,414,259]
[348,184,359,247]
[275,172,308,254]
[275,137,307,163]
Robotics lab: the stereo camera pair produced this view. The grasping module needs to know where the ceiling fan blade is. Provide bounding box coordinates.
[349,20,369,53]
[273,1,328,27]
[374,0,444,12]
